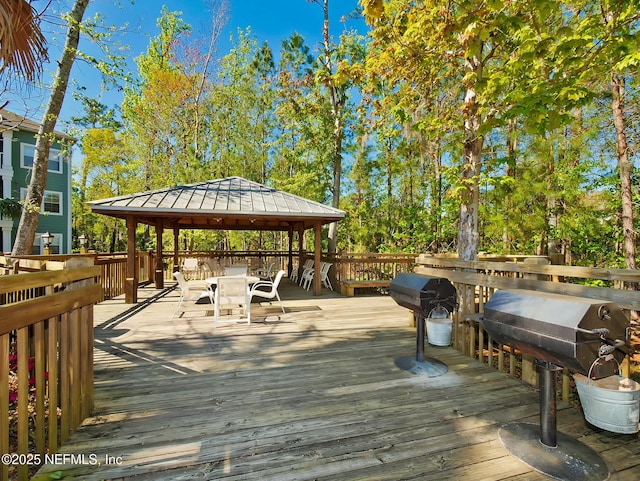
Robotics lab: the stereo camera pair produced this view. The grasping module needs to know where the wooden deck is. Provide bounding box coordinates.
[33,280,639,481]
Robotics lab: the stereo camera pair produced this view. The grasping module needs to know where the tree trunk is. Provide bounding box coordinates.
[457,36,483,263]
[456,35,484,348]
[503,118,517,252]
[11,0,90,255]
[319,0,343,254]
[611,72,636,273]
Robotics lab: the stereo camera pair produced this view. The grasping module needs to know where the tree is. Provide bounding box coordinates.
[121,7,193,193]
[0,198,22,219]
[12,0,90,255]
[361,0,517,261]
[272,32,329,202]
[600,2,640,275]
[211,28,274,182]
[71,97,123,249]
[309,0,364,253]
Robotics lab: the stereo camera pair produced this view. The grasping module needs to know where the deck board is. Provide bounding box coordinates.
[33,280,638,480]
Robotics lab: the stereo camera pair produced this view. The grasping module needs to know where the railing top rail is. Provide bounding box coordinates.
[0,265,101,295]
[415,265,640,310]
[0,266,103,334]
[329,253,417,260]
[416,255,640,283]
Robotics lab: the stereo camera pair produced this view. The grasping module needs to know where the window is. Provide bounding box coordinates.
[21,143,34,168]
[20,189,63,215]
[43,191,62,215]
[20,143,63,173]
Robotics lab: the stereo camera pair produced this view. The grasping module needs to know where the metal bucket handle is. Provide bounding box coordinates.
[428,306,450,319]
[586,354,621,385]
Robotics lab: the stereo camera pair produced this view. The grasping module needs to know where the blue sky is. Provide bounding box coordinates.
[6,0,366,126]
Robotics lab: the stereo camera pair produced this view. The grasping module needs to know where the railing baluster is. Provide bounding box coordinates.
[16,328,29,480]
[0,333,9,481]
[34,322,46,454]
[59,312,71,443]
[47,317,59,453]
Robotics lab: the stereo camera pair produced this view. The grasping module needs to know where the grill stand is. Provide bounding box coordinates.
[498,361,610,481]
[394,314,448,377]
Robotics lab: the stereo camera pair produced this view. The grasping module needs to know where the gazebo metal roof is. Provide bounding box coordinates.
[88,176,345,230]
[88,177,344,302]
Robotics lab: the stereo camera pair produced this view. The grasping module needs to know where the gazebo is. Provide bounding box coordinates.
[88,176,345,303]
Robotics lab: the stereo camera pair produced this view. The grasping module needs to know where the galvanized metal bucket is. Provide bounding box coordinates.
[574,370,640,434]
[426,306,452,346]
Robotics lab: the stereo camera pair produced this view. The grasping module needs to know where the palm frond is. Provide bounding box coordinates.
[0,0,48,81]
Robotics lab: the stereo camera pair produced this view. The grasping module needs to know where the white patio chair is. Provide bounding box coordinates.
[300,265,315,291]
[224,266,248,276]
[214,276,250,325]
[172,271,213,318]
[256,262,275,280]
[291,259,313,284]
[250,270,286,313]
[180,257,200,280]
[298,260,315,286]
[320,262,333,290]
[204,257,223,277]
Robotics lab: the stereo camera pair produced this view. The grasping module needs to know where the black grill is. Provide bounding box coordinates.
[389,274,457,375]
[480,289,629,378]
[476,288,632,469]
[389,273,456,317]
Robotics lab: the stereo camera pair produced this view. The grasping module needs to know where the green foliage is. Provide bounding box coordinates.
[0,198,23,219]
[71,1,639,267]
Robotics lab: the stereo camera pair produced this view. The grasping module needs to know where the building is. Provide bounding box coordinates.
[0,109,74,254]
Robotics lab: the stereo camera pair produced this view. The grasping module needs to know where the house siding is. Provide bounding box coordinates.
[1,114,73,254]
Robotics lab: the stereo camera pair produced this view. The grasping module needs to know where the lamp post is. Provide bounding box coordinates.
[41,231,54,255]
[78,234,88,254]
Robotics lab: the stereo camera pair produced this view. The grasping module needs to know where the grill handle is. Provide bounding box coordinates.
[575,327,609,337]
[599,338,633,357]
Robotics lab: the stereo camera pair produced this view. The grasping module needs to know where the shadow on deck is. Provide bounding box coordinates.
[33,280,639,480]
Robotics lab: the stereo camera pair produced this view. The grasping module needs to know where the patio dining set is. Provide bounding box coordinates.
[172,260,286,325]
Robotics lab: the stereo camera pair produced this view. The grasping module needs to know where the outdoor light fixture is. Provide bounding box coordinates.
[41,231,54,255]
[41,231,53,248]
[79,234,88,253]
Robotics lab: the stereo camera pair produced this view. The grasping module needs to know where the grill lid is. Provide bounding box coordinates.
[480,289,629,376]
[389,273,457,316]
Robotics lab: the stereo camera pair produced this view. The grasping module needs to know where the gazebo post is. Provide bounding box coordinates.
[155,225,164,288]
[287,226,294,278]
[125,215,138,304]
[313,221,322,296]
[297,225,305,280]
[173,225,180,273]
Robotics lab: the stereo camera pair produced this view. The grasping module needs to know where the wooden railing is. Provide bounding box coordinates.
[327,252,416,286]
[2,252,152,302]
[0,265,102,481]
[414,255,640,401]
[162,250,290,279]
[94,254,127,301]
[163,250,416,290]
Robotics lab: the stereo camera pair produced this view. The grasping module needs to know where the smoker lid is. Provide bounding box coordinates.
[482,290,618,336]
[479,289,630,376]
[389,273,457,313]
[483,290,594,339]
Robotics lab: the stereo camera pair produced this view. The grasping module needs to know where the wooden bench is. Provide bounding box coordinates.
[340,279,391,297]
